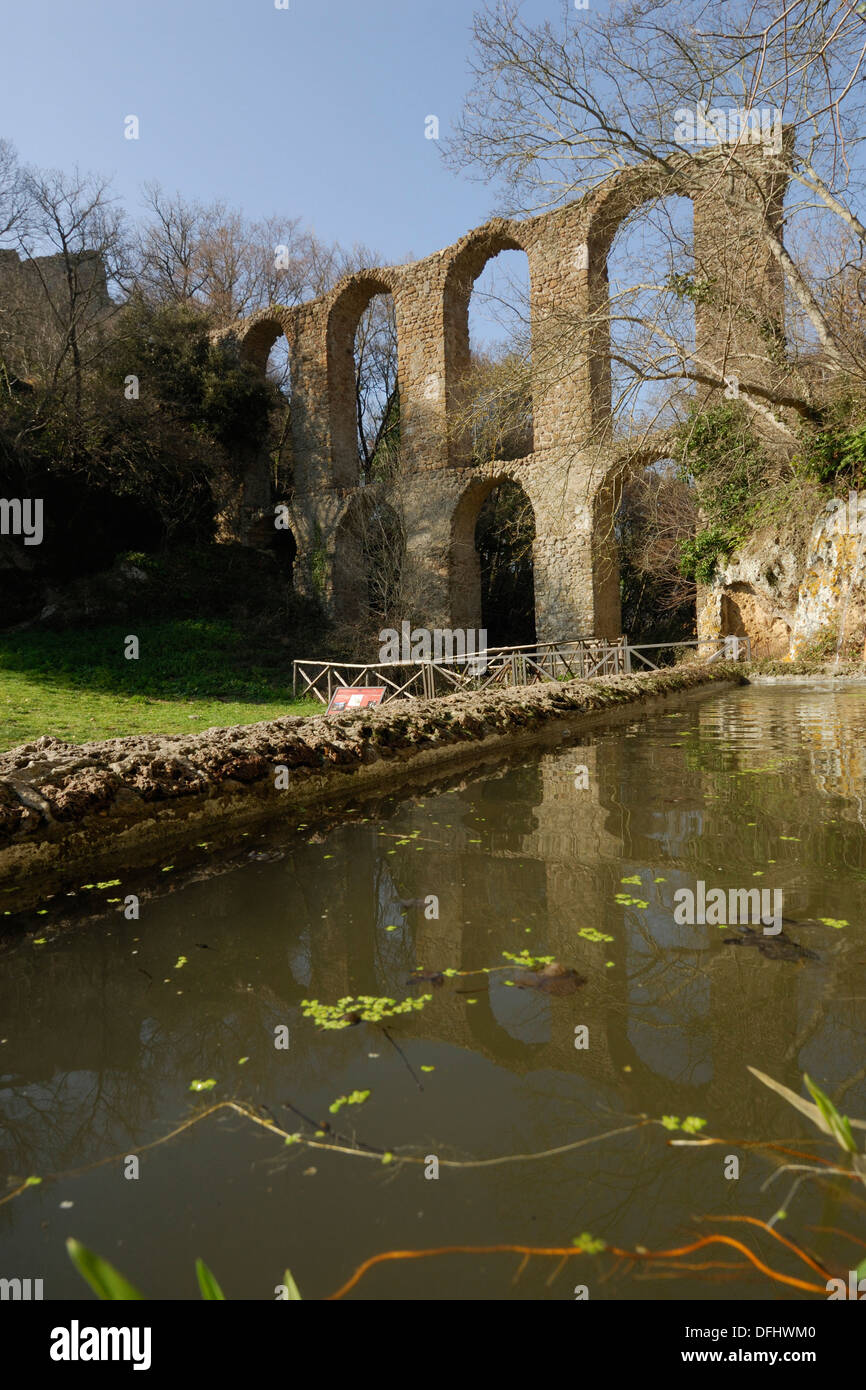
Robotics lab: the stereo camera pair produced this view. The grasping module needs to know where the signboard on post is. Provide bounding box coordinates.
[326,686,387,715]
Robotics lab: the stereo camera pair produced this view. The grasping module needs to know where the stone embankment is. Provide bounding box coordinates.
[0,665,743,909]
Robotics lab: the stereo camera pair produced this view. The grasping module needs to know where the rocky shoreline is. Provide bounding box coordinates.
[0,664,743,910]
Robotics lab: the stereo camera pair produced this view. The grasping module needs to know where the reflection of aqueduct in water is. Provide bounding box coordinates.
[220,146,787,641]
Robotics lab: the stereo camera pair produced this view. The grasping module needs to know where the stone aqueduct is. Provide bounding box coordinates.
[219,146,787,642]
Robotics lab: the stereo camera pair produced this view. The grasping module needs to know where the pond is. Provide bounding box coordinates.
[1,684,865,1300]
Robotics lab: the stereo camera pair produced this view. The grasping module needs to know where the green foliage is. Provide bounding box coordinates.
[195,1259,225,1300]
[614,891,649,908]
[501,948,555,969]
[66,1240,144,1301]
[577,927,614,943]
[748,1067,865,1175]
[571,1232,607,1253]
[667,272,716,307]
[660,1115,707,1133]
[108,296,278,455]
[678,526,733,584]
[804,1075,857,1155]
[796,424,866,488]
[329,1089,371,1115]
[67,1239,302,1300]
[309,522,328,598]
[300,995,433,1029]
[675,403,774,582]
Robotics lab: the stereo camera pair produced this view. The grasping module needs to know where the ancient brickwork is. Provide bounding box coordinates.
[216,145,788,642]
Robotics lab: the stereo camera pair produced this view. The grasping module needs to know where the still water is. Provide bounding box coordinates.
[1,685,865,1300]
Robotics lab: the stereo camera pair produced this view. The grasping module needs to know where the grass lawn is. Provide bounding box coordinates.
[0,620,322,751]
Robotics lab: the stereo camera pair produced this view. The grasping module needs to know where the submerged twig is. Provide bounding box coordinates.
[381,1027,423,1091]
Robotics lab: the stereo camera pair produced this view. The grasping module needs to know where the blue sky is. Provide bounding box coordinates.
[0,0,558,267]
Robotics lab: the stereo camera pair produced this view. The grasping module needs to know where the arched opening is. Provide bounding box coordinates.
[332,491,406,639]
[615,456,698,643]
[327,274,398,487]
[264,327,294,511]
[270,522,297,585]
[451,475,536,645]
[606,195,695,437]
[590,195,698,639]
[221,314,293,551]
[354,291,399,484]
[476,477,536,646]
[445,237,533,465]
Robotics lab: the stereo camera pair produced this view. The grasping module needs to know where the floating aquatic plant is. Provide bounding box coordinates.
[300,995,432,1029]
[577,927,613,944]
[572,1232,606,1253]
[501,949,555,969]
[660,1115,707,1133]
[329,1090,371,1115]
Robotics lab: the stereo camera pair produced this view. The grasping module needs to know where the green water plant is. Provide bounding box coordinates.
[572,1232,607,1253]
[501,949,555,969]
[749,1067,866,1175]
[301,995,432,1029]
[329,1090,371,1115]
[66,1239,302,1300]
[660,1115,707,1134]
[577,927,614,944]
[614,892,649,909]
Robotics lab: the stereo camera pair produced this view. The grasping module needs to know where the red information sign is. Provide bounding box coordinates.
[326,686,387,715]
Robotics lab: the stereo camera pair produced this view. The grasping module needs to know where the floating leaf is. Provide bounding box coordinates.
[571,1232,606,1254]
[682,1116,707,1134]
[329,1090,371,1115]
[189,1078,217,1092]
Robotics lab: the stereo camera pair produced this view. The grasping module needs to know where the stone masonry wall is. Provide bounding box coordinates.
[215,146,789,643]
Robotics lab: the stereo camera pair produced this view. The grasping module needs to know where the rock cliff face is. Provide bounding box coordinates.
[698,494,866,660]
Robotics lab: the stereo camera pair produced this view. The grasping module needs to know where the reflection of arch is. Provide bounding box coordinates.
[450,471,537,636]
[327,272,398,486]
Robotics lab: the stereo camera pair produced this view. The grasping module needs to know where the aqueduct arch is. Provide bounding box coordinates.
[220,143,789,642]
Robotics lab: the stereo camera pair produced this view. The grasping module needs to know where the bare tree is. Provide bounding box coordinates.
[14,165,126,417]
[448,0,866,440]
